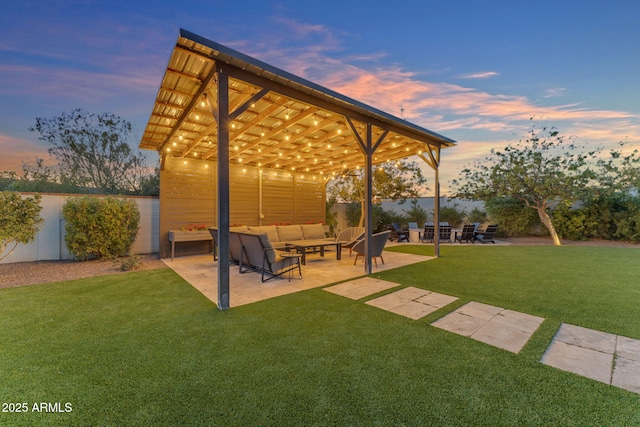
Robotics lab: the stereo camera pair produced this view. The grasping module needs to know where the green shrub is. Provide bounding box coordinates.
[551,204,593,240]
[467,207,488,224]
[553,193,640,242]
[345,201,361,227]
[0,192,45,261]
[114,255,142,271]
[63,196,140,260]
[403,199,429,227]
[373,205,406,232]
[484,197,540,237]
[439,203,466,228]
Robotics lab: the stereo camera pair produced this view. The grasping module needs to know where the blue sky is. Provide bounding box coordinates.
[1,0,639,194]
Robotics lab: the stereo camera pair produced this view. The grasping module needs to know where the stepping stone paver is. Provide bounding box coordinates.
[430,310,488,336]
[552,323,616,353]
[431,301,545,354]
[542,323,640,394]
[542,340,614,384]
[323,277,400,300]
[612,357,640,394]
[472,321,540,354]
[616,336,640,362]
[365,287,458,320]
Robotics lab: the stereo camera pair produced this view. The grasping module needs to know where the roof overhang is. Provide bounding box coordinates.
[139,29,456,176]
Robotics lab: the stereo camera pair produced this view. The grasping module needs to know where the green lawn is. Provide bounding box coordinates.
[1,246,639,426]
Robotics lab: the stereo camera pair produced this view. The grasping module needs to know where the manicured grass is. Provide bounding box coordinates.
[1,246,639,426]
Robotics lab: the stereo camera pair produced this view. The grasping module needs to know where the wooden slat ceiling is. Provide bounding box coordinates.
[140,30,455,177]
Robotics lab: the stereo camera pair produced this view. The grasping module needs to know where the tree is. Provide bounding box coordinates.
[451,123,596,245]
[29,109,156,195]
[594,141,640,192]
[327,159,428,227]
[0,192,45,261]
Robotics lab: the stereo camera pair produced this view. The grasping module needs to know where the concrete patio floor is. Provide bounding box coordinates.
[162,247,432,308]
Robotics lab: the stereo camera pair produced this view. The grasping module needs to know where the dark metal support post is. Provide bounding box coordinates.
[434,160,440,258]
[364,124,373,274]
[216,67,230,310]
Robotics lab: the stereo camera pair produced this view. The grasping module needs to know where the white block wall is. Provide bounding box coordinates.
[1,194,159,264]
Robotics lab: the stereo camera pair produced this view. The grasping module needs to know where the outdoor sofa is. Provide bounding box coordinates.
[230,231,302,282]
[232,223,334,249]
[211,223,336,281]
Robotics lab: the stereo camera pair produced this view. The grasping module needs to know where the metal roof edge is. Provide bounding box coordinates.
[179,28,456,146]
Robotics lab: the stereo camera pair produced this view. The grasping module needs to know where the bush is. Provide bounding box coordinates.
[467,207,488,224]
[0,192,45,261]
[114,255,142,271]
[373,205,406,232]
[403,199,429,228]
[552,204,593,240]
[63,196,140,260]
[345,202,361,227]
[484,197,540,237]
[553,193,640,242]
[344,202,408,232]
[439,203,467,228]
[587,193,640,242]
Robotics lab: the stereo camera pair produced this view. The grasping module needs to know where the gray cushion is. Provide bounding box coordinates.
[248,225,279,242]
[301,223,326,239]
[277,225,304,241]
[257,233,277,264]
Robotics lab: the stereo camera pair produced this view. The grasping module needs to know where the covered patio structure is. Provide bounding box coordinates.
[139,29,455,310]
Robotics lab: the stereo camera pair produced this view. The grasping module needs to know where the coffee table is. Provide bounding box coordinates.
[287,240,342,265]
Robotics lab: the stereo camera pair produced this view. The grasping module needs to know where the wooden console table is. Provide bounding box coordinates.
[168,230,213,261]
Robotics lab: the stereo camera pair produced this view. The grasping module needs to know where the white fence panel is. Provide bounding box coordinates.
[1,194,159,264]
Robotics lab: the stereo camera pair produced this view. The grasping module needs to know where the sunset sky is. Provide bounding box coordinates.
[1,0,639,195]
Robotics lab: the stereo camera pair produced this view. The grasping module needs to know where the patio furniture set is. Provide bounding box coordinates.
[208,224,390,282]
[390,222,498,244]
[424,223,498,244]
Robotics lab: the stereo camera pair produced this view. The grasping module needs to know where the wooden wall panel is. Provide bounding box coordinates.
[294,177,325,224]
[229,164,260,226]
[160,157,217,258]
[159,160,326,257]
[261,171,294,225]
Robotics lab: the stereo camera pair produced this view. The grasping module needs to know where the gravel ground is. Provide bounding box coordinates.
[0,254,167,289]
[1,238,637,290]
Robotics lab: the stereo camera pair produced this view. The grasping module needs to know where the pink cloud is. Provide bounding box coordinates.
[0,134,49,173]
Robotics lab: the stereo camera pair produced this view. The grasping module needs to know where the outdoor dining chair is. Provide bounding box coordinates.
[474,224,498,244]
[389,223,409,242]
[455,224,476,243]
